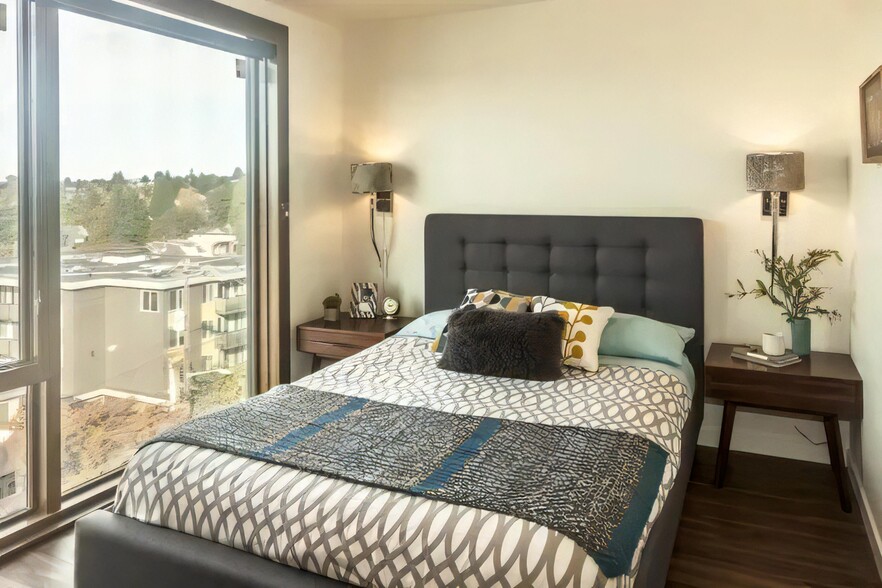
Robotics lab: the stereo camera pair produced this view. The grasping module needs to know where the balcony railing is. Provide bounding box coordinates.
[0,305,18,323]
[168,329,184,348]
[214,295,246,316]
[215,329,247,351]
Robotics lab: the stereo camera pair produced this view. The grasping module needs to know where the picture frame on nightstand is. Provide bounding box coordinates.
[349,282,378,318]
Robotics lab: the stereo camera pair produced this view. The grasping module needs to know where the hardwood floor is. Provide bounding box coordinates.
[669,446,881,587]
[0,527,74,588]
[0,447,878,587]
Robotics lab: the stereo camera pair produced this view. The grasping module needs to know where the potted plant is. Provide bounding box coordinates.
[322,293,342,322]
[728,249,842,356]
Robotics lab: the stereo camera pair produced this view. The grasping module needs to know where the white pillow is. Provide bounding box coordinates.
[530,296,614,372]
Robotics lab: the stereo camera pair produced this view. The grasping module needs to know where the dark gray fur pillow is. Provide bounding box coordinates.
[437,308,565,381]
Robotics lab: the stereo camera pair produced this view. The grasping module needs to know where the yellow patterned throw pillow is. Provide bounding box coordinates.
[459,288,532,312]
[530,296,614,372]
[432,289,532,352]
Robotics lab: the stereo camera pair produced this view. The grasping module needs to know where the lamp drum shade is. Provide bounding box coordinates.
[351,162,393,193]
[746,152,805,192]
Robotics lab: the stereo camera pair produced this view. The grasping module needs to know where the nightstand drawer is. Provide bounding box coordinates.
[706,374,862,419]
[296,316,415,373]
[298,328,382,349]
[298,339,368,360]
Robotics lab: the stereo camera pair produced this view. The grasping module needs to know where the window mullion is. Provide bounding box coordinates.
[32,0,61,514]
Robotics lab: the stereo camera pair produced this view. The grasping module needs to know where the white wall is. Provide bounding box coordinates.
[223,0,348,378]
[341,0,873,463]
[847,2,882,567]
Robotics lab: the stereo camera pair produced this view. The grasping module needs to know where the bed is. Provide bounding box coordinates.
[75,214,704,588]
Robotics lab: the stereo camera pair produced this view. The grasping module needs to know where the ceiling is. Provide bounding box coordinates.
[273,0,544,22]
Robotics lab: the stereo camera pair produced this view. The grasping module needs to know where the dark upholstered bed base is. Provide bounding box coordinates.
[74,390,702,588]
[75,509,345,588]
[76,214,705,587]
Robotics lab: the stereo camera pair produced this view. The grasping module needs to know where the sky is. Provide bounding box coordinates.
[1,2,17,180]
[1,7,248,181]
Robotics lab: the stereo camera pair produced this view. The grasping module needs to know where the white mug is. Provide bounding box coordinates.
[762,332,786,356]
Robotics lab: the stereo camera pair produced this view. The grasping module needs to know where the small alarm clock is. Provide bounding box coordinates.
[382,297,400,318]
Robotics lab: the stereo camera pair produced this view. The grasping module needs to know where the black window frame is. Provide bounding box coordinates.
[0,0,289,553]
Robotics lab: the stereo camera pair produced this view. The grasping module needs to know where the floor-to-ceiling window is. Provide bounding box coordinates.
[56,9,252,492]
[0,0,288,543]
[0,0,31,524]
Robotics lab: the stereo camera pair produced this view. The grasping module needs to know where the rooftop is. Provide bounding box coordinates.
[0,233,246,291]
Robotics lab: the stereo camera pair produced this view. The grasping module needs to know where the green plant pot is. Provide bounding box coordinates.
[790,318,811,357]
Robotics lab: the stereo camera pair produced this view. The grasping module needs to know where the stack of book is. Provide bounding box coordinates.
[731,346,801,368]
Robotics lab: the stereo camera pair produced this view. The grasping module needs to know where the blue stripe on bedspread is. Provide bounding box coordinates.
[410,417,502,493]
[251,396,369,459]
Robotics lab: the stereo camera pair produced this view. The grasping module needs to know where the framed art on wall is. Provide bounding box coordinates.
[860,65,882,164]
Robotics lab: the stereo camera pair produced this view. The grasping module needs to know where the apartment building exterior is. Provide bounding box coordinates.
[0,232,248,513]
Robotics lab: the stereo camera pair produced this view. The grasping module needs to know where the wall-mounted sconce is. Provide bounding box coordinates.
[351,162,393,213]
[351,163,394,315]
[746,151,804,262]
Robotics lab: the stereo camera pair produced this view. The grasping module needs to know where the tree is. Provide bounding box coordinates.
[62,181,149,245]
[61,395,188,489]
[105,184,150,244]
[149,205,206,240]
[191,173,223,195]
[0,180,17,257]
[62,181,104,227]
[149,174,185,218]
[205,180,234,229]
[227,177,248,243]
[0,206,17,257]
[184,364,245,418]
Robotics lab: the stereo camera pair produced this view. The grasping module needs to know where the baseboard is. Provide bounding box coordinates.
[848,449,882,581]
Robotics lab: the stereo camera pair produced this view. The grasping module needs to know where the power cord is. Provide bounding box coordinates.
[794,425,826,446]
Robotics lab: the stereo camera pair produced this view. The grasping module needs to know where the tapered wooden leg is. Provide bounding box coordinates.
[311,355,322,374]
[823,415,852,513]
[715,401,738,488]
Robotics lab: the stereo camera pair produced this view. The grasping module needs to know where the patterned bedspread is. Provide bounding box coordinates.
[114,336,692,587]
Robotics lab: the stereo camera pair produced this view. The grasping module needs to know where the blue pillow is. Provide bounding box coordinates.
[609,313,695,343]
[395,309,453,340]
[666,322,695,344]
[598,313,687,367]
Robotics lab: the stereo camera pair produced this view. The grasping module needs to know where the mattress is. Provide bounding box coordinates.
[114,336,693,588]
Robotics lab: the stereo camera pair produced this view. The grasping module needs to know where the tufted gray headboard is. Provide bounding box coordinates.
[424,214,705,379]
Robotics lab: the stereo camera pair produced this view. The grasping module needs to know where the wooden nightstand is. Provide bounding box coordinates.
[296,316,416,373]
[705,343,862,512]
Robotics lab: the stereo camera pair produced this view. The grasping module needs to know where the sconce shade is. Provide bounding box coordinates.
[746,152,805,192]
[351,162,393,193]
